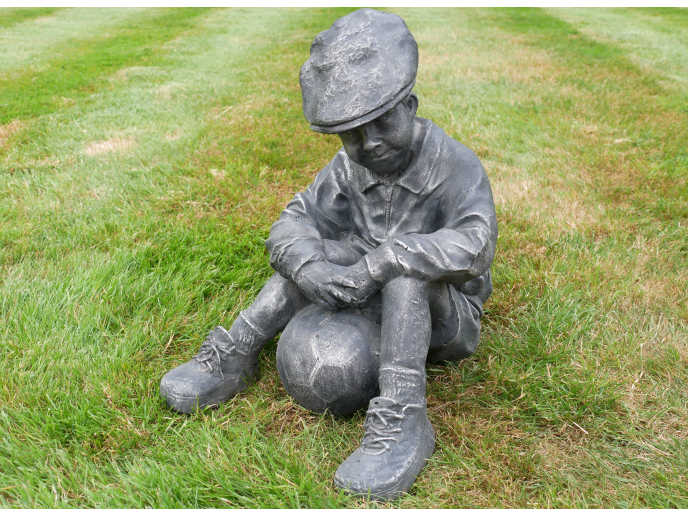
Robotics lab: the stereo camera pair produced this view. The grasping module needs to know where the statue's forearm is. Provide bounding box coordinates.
[363,226,496,287]
[266,220,326,280]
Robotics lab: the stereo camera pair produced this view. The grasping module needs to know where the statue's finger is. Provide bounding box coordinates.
[317,288,341,308]
[349,293,373,307]
[330,287,353,304]
[316,295,337,310]
[334,276,358,289]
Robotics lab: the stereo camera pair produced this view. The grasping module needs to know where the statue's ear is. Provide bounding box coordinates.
[404,92,419,118]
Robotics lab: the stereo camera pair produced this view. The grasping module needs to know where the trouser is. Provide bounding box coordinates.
[237,239,492,367]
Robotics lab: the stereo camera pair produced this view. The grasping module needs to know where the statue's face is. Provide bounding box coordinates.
[338,94,418,177]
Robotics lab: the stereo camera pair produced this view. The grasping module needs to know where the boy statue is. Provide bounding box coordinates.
[160,9,497,500]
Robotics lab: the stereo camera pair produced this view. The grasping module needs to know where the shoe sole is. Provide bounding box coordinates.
[160,383,243,414]
[159,361,259,414]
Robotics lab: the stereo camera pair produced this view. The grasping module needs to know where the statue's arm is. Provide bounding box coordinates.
[364,152,498,286]
[265,153,351,281]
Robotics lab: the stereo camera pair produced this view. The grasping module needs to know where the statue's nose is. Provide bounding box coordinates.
[361,126,382,152]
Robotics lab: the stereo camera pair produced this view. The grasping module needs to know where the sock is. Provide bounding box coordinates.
[378,366,426,404]
[229,312,268,356]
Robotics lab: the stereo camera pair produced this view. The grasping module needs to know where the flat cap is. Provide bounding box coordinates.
[300,9,418,134]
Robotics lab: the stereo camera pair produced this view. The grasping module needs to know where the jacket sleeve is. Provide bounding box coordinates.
[364,149,498,285]
[265,151,351,280]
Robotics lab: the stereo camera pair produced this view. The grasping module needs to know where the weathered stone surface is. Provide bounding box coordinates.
[160,8,498,502]
[277,305,381,416]
[300,9,418,134]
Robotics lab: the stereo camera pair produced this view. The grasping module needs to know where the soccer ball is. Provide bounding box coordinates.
[276,304,381,416]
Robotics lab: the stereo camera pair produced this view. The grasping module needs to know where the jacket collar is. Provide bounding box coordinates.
[355,118,442,195]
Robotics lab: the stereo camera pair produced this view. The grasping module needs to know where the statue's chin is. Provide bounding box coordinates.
[362,152,411,177]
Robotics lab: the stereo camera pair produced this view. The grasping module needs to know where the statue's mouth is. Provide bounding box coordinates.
[369,148,393,161]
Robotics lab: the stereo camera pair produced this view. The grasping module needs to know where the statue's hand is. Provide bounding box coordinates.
[331,260,379,305]
[295,261,357,310]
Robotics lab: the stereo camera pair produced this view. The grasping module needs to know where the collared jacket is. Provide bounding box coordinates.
[266,118,498,288]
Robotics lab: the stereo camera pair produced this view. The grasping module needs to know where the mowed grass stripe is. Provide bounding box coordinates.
[0,7,686,509]
[0,8,62,29]
[395,7,687,507]
[550,8,688,85]
[486,8,688,506]
[0,8,360,509]
[492,8,688,220]
[0,8,341,266]
[487,8,688,318]
[633,7,688,28]
[0,7,212,125]
[0,9,143,77]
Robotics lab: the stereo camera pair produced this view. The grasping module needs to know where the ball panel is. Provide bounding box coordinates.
[277,305,381,416]
[310,363,347,404]
[276,307,322,387]
[279,377,329,414]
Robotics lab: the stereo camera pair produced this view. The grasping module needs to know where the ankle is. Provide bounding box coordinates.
[228,312,268,356]
[378,366,426,405]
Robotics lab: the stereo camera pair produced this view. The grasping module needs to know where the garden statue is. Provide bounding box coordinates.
[160,8,497,501]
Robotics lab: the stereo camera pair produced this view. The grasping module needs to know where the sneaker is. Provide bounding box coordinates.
[159,326,259,414]
[334,396,435,500]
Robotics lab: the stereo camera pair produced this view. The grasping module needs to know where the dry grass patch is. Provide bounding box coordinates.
[262,399,325,437]
[155,82,183,101]
[113,65,164,82]
[416,20,559,87]
[83,136,135,157]
[164,129,183,141]
[489,165,535,207]
[591,247,687,313]
[0,120,24,149]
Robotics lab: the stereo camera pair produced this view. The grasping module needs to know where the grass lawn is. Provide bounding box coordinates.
[1,7,687,508]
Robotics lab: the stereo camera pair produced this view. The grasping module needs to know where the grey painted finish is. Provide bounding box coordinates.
[300,9,418,134]
[277,305,381,416]
[334,397,435,500]
[159,8,498,501]
[266,118,497,292]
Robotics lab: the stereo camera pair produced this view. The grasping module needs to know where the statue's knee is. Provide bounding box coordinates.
[382,276,428,298]
[427,292,481,363]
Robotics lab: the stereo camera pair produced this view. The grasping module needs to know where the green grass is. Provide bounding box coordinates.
[0,8,212,124]
[0,8,62,29]
[0,7,686,508]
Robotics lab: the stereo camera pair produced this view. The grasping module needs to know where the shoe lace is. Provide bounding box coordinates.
[193,329,236,378]
[360,406,404,455]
